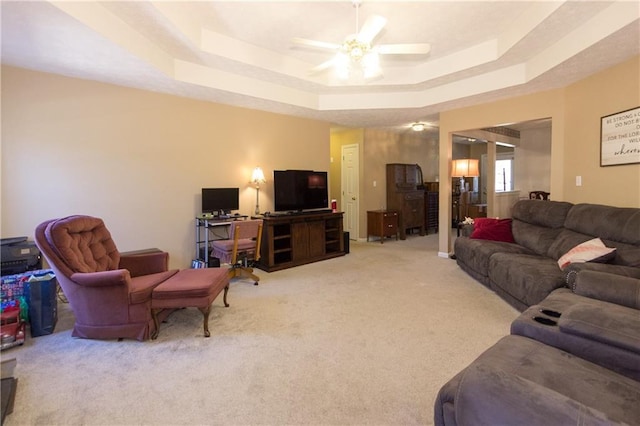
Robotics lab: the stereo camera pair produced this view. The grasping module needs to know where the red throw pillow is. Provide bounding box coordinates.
[470,218,515,243]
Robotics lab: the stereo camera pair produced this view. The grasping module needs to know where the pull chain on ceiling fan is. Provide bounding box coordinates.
[292,0,431,80]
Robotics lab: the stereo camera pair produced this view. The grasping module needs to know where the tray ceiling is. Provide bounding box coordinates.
[2,1,638,131]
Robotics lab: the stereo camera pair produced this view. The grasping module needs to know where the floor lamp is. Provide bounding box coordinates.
[251,167,266,215]
[451,158,479,222]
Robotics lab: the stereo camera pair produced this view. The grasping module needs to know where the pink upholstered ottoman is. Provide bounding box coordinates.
[151,268,229,339]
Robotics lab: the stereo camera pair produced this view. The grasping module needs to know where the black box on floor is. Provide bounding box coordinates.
[198,247,221,267]
[343,232,350,254]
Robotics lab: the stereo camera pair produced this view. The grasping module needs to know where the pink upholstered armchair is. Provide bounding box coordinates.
[34,215,178,341]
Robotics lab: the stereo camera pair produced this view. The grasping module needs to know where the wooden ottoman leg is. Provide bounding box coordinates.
[151,309,161,340]
[223,285,230,307]
[198,305,212,337]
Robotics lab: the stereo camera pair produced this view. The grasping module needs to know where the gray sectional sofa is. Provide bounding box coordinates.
[435,200,640,425]
[454,200,640,311]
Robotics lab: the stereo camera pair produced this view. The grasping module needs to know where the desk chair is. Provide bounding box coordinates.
[211,220,263,285]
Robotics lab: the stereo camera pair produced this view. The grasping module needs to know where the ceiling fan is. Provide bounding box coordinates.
[292,0,431,80]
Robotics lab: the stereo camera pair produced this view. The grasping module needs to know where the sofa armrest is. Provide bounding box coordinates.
[71,270,131,287]
[559,302,640,354]
[119,251,168,277]
[567,270,640,309]
[565,262,640,280]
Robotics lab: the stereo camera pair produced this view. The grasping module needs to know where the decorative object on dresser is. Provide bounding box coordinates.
[386,163,425,239]
[366,210,399,243]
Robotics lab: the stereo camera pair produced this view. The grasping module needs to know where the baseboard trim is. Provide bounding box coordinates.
[438,251,452,259]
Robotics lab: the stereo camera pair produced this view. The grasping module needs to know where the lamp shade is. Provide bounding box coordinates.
[452,159,479,177]
[251,167,266,184]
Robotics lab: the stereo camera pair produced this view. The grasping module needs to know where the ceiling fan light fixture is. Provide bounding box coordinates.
[334,52,351,79]
[361,51,380,78]
[292,0,431,82]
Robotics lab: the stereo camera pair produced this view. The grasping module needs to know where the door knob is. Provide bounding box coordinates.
[352,197,356,200]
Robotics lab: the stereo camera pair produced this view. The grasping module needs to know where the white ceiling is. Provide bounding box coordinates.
[2,1,639,132]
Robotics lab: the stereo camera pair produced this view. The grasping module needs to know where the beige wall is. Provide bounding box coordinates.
[5,56,637,261]
[438,55,640,256]
[1,66,331,268]
[564,57,640,206]
[516,126,552,196]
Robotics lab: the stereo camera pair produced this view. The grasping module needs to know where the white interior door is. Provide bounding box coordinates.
[341,144,359,239]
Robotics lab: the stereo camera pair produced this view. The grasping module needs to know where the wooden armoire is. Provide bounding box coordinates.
[386,163,425,239]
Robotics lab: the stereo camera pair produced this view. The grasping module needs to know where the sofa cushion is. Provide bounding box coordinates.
[564,203,640,245]
[609,241,640,267]
[512,199,573,229]
[561,203,640,267]
[454,237,532,282]
[556,237,616,270]
[129,269,179,304]
[488,253,565,309]
[470,218,515,243]
[509,201,573,257]
[559,303,640,354]
[570,269,640,309]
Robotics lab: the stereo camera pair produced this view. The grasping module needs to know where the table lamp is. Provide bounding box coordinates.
[251,167,266,215]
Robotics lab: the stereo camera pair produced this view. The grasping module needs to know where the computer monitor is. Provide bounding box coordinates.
[201,188,239,215]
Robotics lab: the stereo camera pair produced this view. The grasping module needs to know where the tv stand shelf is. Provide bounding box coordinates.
[257,212,345,272]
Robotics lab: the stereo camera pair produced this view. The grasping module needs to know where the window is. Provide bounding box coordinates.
[495,155,514,192]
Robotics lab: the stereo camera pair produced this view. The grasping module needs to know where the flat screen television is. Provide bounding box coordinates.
[201,188,239,214]
[273,170,329,212]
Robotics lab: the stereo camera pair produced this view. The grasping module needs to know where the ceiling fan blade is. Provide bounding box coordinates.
[377,43,431,55]
[310,58,336,74]
[292,37,340,51]
[357,15,386,43]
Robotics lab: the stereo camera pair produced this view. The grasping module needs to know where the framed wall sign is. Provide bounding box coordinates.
[600,106,640,166]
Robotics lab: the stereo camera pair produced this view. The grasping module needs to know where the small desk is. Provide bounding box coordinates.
[195,215,247,267]
[367,210,399,243]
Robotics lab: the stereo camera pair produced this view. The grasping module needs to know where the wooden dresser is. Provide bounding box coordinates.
[367,210,399,243]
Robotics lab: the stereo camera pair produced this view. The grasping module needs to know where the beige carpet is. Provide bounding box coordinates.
[3,233,518,425]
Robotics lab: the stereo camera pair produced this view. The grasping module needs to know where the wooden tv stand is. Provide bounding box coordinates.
[257,211,345,272]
